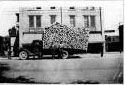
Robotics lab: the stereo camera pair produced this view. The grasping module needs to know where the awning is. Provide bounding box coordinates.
[88,34,105,43]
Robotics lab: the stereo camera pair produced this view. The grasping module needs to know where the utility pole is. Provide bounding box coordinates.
[99,7,102,35]
[99,7,105,53]
[60,7,62,25]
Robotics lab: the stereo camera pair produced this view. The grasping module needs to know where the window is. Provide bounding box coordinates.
[29,15,42,28]
[36,7,41,9]
[36,15,41,27]
[70,15,75,27]
[84,15,89,28]
[90,16,96,28]
[50,15,56,24]
[84,15,96,29]
[90,7,95,10]
[50,7,56,9]
[16,13,19,22]
[70,7,75,9]
[29,15,34,27]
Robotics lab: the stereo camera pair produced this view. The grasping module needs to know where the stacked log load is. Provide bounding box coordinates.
[43,22,89,50]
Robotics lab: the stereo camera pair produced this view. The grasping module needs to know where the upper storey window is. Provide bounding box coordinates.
[50,15,56,24]
[70,15,75,27]
[29,15,42,28]
[84,15,96,31]
[29,15,34,27]
[36,15,41,27]
[84,15,89,28]
[90,16,96,28]
[50,7,56,9]
[69,7,75,9]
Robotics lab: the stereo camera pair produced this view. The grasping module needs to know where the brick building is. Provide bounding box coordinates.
[17,7,105,52]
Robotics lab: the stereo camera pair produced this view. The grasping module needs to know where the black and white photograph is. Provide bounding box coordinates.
[0,0,123,84]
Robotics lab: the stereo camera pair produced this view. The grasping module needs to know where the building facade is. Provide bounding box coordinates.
[104,25,123,52]
[105,35,120,52]
[18,7,105,52]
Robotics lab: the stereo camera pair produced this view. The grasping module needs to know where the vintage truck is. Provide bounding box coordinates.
[9,22,90,60]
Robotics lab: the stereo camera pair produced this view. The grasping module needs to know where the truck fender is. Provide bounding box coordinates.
[19,48,31,55]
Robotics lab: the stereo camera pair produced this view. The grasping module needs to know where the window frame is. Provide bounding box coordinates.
[70,15,76,27]
[29,15,34,28]
[50,15,56,24]
[90,15,96,28]
[29,15,42,28]
[36,15,41,28]
[83,15,96,31]
[84,15,89,28]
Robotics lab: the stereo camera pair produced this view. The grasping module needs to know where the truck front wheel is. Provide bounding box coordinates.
[61,50,69,59]
[19,50,28,60]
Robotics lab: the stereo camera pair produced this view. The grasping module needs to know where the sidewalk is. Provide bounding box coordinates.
[74,52,123,58]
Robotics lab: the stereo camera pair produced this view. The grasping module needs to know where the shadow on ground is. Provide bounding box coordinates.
[27,55,81,60]
[70,80,99,84]
[0,63,100,84]
[0,63,36,83]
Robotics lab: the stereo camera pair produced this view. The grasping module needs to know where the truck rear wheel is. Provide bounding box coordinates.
[61,50,69,59]
[19,50,28,60]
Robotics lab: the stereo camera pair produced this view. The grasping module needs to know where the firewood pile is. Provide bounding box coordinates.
[43,22,89,50]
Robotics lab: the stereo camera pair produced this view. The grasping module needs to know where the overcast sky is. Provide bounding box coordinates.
[0,1,123,36]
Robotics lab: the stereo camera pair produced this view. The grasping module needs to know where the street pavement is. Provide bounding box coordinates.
[0,52,123,84]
